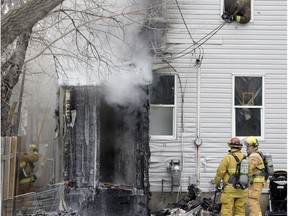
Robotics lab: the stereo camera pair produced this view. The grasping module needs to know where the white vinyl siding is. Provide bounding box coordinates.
[149,0,287,192]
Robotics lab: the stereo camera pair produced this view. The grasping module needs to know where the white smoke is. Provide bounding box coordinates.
[53,0,155,106]
[103,62,151,106]
[99,0,154,106]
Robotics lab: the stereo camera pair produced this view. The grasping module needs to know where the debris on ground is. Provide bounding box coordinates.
[151,184,219,216]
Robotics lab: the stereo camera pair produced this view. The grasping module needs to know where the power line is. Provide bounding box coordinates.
[174,0,204,64]
[170,21,227,60]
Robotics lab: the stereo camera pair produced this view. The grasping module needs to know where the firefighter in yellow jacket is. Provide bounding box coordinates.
[244,136,265,216]
[213,137,248,216]
[17,144,39,195]
[222,0,251,24]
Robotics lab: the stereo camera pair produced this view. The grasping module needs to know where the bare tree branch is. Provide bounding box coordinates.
[1,0,166,136]
[1,28,32,136]
[1,0,64,51]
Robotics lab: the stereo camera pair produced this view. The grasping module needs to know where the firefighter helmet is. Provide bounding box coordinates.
[29,144,38,153]
[29,144,37,149]
[243,136,259,148]
[227,137,242,148]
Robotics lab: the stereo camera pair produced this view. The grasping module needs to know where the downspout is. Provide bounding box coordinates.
[196,66,201,187]
[176,74,184,202]
[178,81,184,202]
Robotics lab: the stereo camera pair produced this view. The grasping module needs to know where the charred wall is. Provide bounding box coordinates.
[59,85,150,215]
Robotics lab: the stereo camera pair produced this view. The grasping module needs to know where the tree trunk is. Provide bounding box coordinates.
[11,66,27,135]
[1,0,64,51]
[1,28,32,136]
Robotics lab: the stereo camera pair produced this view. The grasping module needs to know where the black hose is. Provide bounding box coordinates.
[211,186,220,216]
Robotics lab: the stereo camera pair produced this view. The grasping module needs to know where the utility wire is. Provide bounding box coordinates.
[170,1,248,61]
[171,21,227,60]
[174,0,204,65]
[179,1,249,60]
[174,0,196,44]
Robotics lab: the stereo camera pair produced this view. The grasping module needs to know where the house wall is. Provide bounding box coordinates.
[149,0,287,193]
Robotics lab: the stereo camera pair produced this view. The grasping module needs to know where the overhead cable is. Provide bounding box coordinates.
[174,0,204,64]
[171,21,227,60]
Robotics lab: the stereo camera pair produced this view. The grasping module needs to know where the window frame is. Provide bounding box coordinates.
[232,75,265,140]
[149,73,177,140]
[220,0,254,23]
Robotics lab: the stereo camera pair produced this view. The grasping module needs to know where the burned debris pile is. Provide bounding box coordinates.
[151,184,219,216]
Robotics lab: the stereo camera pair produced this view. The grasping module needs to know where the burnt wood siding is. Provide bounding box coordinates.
[149,0,287,192]
[60,86,150,215]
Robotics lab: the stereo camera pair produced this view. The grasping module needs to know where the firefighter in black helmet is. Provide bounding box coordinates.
[222,0,251,24]
[17,144,39,195]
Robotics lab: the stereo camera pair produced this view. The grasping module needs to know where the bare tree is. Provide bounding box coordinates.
[1,0,166,136]
[1,28,32,136]
[1,0,66,136]
[1,0,64,51]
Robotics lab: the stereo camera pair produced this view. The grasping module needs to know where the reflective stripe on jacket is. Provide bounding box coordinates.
[19,176,37,184]
[18,150,39,181]
[248,151,265,183]
[20,161,27,168]
[214,149,245,187]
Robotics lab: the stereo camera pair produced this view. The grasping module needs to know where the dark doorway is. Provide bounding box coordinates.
[99,100,136,186]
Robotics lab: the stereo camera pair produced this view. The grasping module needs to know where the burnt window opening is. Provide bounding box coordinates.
[223,0,252,24]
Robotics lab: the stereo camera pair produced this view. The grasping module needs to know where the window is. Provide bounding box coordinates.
[221,0,253,23]
[149,74,176,139]
[233,76,264,138]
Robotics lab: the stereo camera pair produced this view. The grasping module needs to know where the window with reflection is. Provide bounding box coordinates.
[234,76,263,137]
[149,74,176,138]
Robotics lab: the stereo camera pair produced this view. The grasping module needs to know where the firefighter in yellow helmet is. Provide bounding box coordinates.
[213,137,248,216]
[244,136,265,216]
[222,0,251,24]
[17,144,39,195]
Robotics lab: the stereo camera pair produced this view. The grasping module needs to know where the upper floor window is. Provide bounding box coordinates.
[149,74,176,139]
[233,76,264,138]
[221,0,253,24]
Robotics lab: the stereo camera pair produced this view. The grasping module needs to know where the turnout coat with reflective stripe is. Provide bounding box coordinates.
[19,150,39,184]
[248,151,265,183]
[214,149,244,187]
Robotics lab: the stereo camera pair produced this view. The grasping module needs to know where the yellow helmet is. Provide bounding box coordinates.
[29,144,37,149]
[29,144,38,153]
[29,144,37,150]
[243,136,259,148]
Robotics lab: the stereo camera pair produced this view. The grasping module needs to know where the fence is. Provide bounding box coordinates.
[1,136,21,215]
[2,185,65,215]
